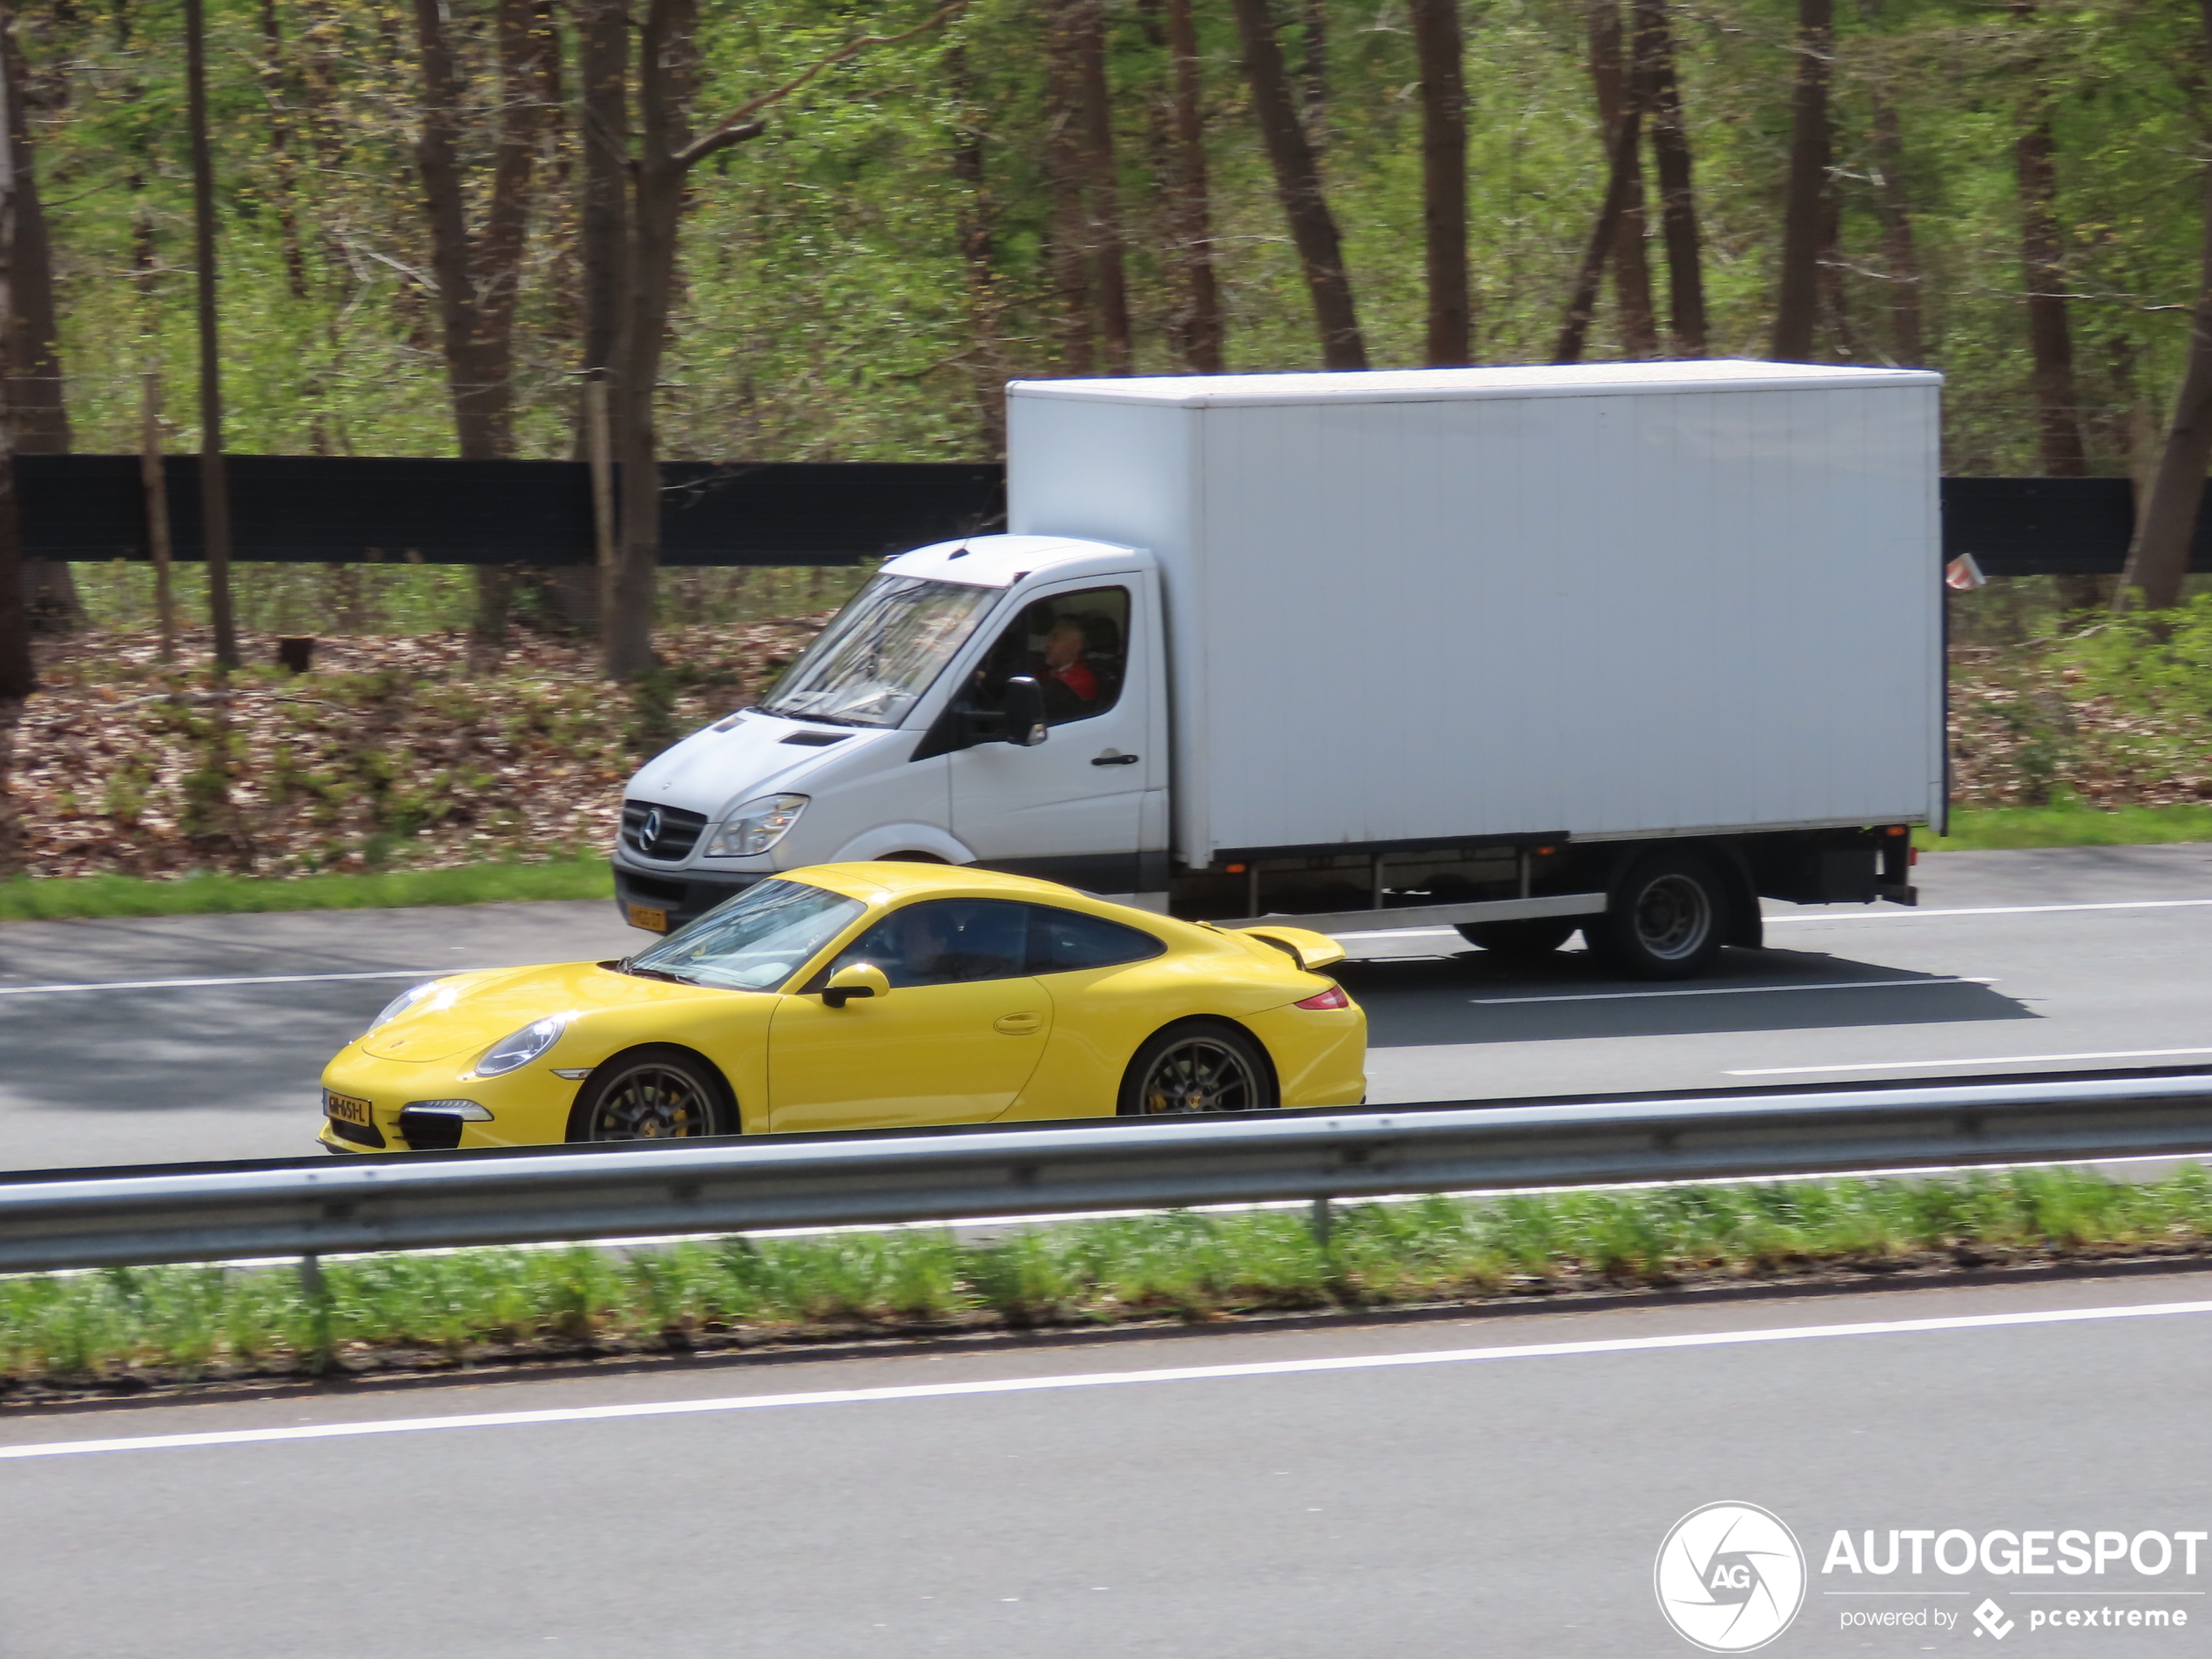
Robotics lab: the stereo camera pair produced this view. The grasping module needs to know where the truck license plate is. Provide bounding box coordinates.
[627,904,669,933]
[324,1092,374,1127]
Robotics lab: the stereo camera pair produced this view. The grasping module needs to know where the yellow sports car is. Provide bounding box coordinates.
[318,863,1366,1153]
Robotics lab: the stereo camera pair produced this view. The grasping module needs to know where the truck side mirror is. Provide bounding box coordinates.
[822,962,890,1008]
[1002,677,1049,746]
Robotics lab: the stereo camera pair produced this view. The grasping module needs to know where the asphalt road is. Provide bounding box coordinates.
[3,843,2209,1171]
[1,1271,2205,1657]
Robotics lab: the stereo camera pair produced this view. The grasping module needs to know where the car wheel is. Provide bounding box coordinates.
[1453,918,1579,957]
[1585,850,1726,980]
[1118,1021,1278,1116]
[568,1046,732,1142]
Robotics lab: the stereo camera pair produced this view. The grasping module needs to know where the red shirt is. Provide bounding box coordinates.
[1046,659,1098,700]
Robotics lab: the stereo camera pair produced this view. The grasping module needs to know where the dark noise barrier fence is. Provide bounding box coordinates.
[13,458,2202,576]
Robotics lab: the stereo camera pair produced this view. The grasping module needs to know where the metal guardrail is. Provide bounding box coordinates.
[0,1070,2209,1274]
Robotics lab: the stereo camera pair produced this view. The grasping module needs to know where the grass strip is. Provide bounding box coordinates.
[3,1165,2208,1393]
[1918,804,2212,853]
[0,860,615,924]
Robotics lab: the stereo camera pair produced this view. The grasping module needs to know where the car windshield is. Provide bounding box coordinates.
[758,574,1000,727]
[627,879,866,991]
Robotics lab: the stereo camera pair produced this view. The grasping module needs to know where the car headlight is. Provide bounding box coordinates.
[368,981,438,1034]
[469,1014,571,1078]
[704,793,808,857]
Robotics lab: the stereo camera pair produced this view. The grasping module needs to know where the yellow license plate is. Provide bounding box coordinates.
[324,1092,374,1127]
[627,904,670,933]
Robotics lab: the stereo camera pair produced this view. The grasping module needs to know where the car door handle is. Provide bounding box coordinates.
[994,1012,1044,1035]
[1091,751,1140,766]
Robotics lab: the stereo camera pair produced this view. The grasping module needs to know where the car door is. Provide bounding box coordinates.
[944,581,1154,895]
[767,898,1053,1134]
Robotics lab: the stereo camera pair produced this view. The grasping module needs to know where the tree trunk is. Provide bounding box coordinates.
[1409,0,1469,367]
[1043,0,1096,374]
[1073,0,1131,374]
[1228,0,1366,369]
[1,16,75,630]
[257,0,310,302]
[1162,0,1224,373]
[1866,79,1923,363]
[0,37,28,786]
[1770,0,1833,362]
[185,0,239,671]
[2115,8,2212,610]
[1634,0,1705,355]
[2017,119,2085,478]
[1586,0,1656,358]
[1554,101,1643,363]
[947,44,1008,450]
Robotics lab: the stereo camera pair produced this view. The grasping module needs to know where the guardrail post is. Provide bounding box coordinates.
[1310,1196,1332,1250]
[298,1253,325,1299]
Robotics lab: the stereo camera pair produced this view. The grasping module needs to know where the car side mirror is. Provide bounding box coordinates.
[822,962,890,1008]
[1001,676,1049,747]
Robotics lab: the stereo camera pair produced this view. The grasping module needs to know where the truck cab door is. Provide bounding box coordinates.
[938,578,1157,897]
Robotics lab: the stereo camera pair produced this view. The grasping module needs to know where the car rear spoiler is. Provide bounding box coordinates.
[1230,925,1347,974]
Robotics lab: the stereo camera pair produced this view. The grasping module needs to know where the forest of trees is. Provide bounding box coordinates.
[2,0,2212,671]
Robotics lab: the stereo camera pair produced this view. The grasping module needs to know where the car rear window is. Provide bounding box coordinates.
[1027,906,1165,974]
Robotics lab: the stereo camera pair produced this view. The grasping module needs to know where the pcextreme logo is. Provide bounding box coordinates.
[1656,1501,1809,1653]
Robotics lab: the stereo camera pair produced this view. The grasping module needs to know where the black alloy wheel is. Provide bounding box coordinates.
[569,1046,731,1142]
[1118,1022,1277,1116]
[1585,850,1727,980]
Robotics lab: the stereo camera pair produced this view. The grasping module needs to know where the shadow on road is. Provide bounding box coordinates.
[1339,945,2036,1049]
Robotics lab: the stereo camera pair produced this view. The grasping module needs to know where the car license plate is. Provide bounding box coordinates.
[324,1091,374,1127]
[627,903,670,933]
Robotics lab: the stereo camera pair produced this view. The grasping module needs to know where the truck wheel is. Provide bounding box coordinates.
[1118,1021,1278,1116]
[1587,852,1726,980]
[1454,918,1579,957]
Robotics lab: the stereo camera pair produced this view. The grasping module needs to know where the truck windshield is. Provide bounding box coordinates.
[759,574,1001,727]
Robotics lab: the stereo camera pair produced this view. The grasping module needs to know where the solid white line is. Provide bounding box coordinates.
[1341,897,2212,945]
[1472,976,1995,1007]
[0,969,445,997]
[1766,898,2212,922]
[5,1298,2207,1462]
[1730,1047,2212,1077]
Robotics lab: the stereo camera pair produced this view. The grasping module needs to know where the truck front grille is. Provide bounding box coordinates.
[620,800,708,861]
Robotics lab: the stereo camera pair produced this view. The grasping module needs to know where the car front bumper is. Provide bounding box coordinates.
[610,855,769,934]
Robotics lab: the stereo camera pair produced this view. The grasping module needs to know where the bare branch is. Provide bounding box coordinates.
[675,3,961,171]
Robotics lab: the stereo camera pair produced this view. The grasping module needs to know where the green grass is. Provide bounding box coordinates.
[1918,803,2212,853]
[0,859,615,924]
[3,1166,2207,1389]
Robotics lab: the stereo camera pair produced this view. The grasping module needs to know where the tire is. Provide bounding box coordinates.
[1585,850,1727,981]
[1117,1021,1278,1116]
[567,1046,733,1143]
[1453,918,1579,957]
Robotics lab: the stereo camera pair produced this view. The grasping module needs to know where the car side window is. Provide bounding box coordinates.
[823,899,1031,988]
[966,586,1131,728]
[1026,905,1166,974]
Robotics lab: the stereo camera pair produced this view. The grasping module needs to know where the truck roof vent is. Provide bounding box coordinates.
[780,731,850,747]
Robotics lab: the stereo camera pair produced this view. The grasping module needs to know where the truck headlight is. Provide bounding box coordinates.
[704,793,808,857]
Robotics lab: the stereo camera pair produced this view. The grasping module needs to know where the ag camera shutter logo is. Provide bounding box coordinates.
[1656,1501,1808,1652]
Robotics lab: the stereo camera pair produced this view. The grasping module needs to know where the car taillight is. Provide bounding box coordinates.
[1294,985,1350,1010]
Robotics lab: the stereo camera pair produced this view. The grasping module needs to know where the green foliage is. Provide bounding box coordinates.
[2,1167,2208,1389]
[0,858,614,922]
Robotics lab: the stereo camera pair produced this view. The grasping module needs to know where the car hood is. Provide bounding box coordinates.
[357,961,737,1062]
[624,712,900,819]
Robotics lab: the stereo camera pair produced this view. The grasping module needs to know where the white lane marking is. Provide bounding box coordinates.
[5,1298,2207,1461]
[0,969,448,997]
[1343,897,2212,945]
[1770,898,2212,922]
[1730,1047,2212,1077]
[1472,976,1996,1007]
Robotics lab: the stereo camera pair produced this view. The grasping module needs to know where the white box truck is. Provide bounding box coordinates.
[612,361,1943,979]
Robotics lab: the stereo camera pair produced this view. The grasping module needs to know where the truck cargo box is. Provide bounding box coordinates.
[1006,361,1944,869]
